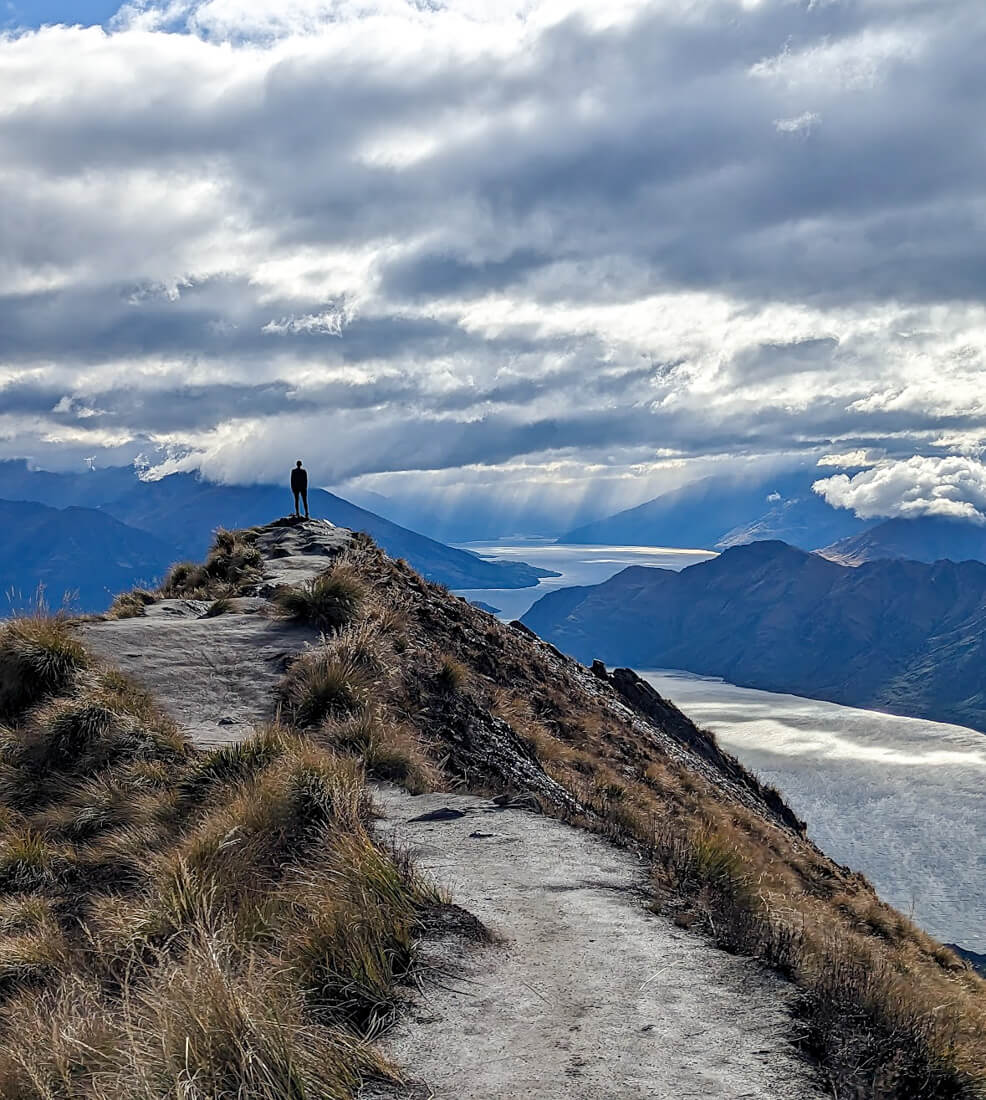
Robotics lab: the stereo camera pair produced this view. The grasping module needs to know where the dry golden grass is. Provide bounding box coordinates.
[320,709,438,795]
[272,565,365,632]
[0,616,88,724]
[106,589,156,620]
[160,528,263,600]
[0,615,444,1100]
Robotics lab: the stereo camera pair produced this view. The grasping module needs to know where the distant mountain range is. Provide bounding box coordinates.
[0,499,175,613]
[0,462,557,612]
[818,515,986,567]
[559,472,869,551]
[522,540,986,732]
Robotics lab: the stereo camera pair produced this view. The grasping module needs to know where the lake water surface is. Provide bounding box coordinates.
[641,670,985,952]
[454,539,716,621]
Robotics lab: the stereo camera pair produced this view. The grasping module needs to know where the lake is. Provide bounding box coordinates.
[453,539,716,621]
[641,670,985,953]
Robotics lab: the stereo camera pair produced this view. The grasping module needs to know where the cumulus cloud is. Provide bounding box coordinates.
[813,456,986,523]
[2,0,986,528]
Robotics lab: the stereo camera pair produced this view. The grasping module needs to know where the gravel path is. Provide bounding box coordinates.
[372,788,824,1100]
[82,518,347,745]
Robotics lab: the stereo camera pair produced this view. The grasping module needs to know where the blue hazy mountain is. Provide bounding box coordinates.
[522,539,986,732]
[0,460,136,510]
[819,515,986,566]
[0,499,176,613]
[560,472,868,550]
[102,475,558,589]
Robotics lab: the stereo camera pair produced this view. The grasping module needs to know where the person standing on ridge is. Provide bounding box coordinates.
[291,460,309,519]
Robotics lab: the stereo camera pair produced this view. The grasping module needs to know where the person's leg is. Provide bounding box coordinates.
[293,490,300,516]
[302,490,309,518]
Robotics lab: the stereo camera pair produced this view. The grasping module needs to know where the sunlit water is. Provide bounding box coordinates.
[453,539,716,621]
[640,670,986,952]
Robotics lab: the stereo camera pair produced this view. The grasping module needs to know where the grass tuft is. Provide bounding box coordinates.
[106,589,156,620]
[321,711,436,794]
[279,650,370,728]
[272,566,365,632]
[0,618,87,724]
[435,655,469,694]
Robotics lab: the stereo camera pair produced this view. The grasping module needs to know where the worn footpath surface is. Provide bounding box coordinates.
[82,518,824,1099]
[82,520,347,745]
[372,788,822,1100]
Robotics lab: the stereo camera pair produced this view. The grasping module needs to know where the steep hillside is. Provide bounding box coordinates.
[14,517,972,1099]
[820,515,986,566]
[523,539,986,731]
[560,472,867,550]
[0,498,176,612]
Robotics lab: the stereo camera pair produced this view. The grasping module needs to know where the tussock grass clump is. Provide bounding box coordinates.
[0,614,445,1100]
[0,831,69,896]
[0,618,87,724]
[163,750,370,919]
[202,596,234,618]
[322,710,437,794]
[160,528,262,599]
[159,559,208,597]
[284,835,437,1034]
[106,588,156,620]
[272,565,365,632]
[435,655,469,694]
[279,651,371,728]
[4,683,187,805]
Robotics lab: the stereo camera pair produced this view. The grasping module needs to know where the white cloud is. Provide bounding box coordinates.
[816,449,885,468]
[813,456,986,522]
[2,0,986,526]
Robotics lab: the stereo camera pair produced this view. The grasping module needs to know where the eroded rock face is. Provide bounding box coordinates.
[403,671,580,814]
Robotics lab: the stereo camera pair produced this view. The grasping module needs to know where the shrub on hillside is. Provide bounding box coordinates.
[272,566,364,632]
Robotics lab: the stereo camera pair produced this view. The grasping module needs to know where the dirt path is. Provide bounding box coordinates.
[82,518,347,745]
[372,788,823,1100]
[80,518,824,1098]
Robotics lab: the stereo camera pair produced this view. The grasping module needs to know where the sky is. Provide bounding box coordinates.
[4,0,986,531]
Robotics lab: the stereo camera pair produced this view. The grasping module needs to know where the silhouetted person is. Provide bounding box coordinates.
[291,460,309,518]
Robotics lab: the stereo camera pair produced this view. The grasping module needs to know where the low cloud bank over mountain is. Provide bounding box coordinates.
[4,1,986,527]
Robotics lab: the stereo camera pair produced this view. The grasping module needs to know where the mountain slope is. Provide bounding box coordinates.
[523,539,986,730]
[0,459,138,510]
[102,474,557,589]
[560,472,866,550]
[819,515,986,566]
[0,498,177,612]
[67,518,986,1097]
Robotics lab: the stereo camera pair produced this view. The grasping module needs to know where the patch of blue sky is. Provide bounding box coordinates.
[3,1,126,30]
